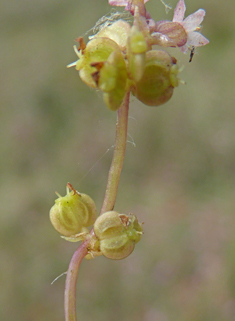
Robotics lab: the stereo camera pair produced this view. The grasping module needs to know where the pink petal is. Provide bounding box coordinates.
[179,44,188,53]
[173,0,186,22]
[187,31,209,47]
[109,0,149,7]
[109,0,129,5]
[182,9,206,32]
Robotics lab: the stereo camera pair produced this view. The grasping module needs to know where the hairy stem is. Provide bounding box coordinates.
[100,91,130,214]
[64,91,130,321]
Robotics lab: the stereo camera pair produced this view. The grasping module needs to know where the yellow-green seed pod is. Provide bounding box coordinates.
[128,26,147,82]
[94,211,143,260]
[76,37,121,89]
[95,20,131,52]
[69,35,128,111]
[49,183,97,237]
[132,50,179,106]
[129,27,148,55]
[99,50,128,111]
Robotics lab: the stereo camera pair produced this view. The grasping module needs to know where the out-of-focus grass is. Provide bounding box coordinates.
[1,0,235,320]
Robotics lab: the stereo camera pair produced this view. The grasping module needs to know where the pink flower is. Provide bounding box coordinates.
[172,0,209,53]
[153,0,209,53]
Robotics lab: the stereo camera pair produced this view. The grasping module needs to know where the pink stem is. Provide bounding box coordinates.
[64,240,88,321]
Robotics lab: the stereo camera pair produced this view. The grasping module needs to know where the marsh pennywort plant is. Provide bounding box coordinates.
[49,0,209,320]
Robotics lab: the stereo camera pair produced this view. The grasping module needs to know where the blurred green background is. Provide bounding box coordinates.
[1,0,235,320]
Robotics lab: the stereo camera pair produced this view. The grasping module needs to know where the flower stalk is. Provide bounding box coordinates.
[100,91,130,215]
[49,1,209,320]
[64,91,130,321]
[64,240,88,321]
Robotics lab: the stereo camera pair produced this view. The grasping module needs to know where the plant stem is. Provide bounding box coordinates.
[64,240,88,321]
[64,91,130,321]
[100,91,130,214]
